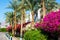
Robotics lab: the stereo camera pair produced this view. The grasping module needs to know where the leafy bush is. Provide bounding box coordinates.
[35,10,60,33]
[0,28,7,32]
[24,29,47,40]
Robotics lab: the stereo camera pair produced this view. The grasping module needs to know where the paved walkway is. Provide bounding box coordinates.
[0,32,20,40]
[12,37,19,40]
[0,32,7,40]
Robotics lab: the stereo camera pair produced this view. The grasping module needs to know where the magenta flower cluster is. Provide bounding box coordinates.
[35,10,60,33]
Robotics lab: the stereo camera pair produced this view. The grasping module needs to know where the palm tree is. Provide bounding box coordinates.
[5,12,14,25]
[17,0,29,23]
[5,12,14,35]
[5,11,21,36]
[16,12,21,23]
[41,0,46,18]
[25,0,39,27]
[45,0,58,12]
[7,0,20,36]
[17,0,27,39]
[41,0,58,18]
[34,0,58,20]
[7,0,27,38]
[17,0,32,39]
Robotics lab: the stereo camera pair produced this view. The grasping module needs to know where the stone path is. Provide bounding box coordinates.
[0,32,7,40]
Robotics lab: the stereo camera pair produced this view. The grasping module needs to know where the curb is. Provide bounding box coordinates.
[4,34,9,40]
[5,33,12,40]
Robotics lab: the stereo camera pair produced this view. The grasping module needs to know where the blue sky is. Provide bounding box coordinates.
[0,0,12,23]
[0,0,60,23]
[56,0,60,4]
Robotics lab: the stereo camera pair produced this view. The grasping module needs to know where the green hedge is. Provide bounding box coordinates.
[0,28,7,32]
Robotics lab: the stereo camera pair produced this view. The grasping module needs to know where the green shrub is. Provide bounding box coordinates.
[0,28,7,32]
[24,29,47,40]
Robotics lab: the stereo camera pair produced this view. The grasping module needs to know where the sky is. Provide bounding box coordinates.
[0,0,60,24]
[0,0,12,23]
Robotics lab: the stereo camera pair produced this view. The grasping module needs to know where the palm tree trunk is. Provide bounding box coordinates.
[13,10,16,36]
[23,9,26,23]
[14,10,16,31]
[12,27,14,36]
[10,19,14,36]
[20,9,25,40]
[10,20,13,34]
[20,10,23,40]
[42,0,46,18]
[21,15,23,38]
[31,11,34,27]
[10,19,12,27]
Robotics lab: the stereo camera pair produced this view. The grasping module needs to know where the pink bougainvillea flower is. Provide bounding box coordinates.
[35,10,60,33]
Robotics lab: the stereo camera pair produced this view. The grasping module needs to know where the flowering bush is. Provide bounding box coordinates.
[6,22,31,32]
[6,22,31,37]
[35,10,60,33]
[6,25,12,32]
[15,22,31,31]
